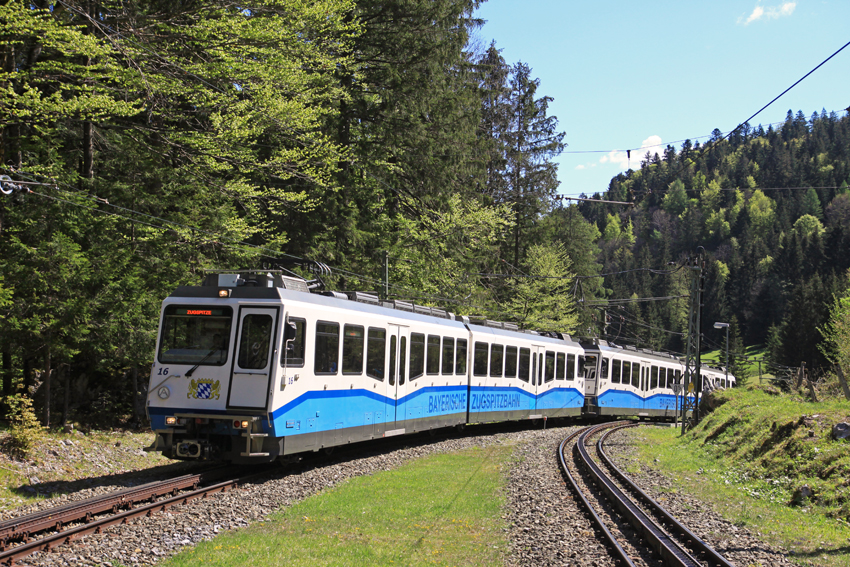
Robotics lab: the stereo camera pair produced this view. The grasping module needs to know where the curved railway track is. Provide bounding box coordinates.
[559,422,736,567]
[0,466,269,566]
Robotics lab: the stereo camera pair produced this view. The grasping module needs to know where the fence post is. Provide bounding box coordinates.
[836,366,850,401]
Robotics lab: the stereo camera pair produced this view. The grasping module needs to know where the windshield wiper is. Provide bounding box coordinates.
[185,348,220,377]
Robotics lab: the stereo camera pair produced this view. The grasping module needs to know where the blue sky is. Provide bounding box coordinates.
[472,1,850,198]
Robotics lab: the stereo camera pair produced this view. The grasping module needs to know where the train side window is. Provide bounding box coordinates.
[410,333,425,381]
[426,335,440,375]
[342,325,365,375]
[632,365,641,389]
[623,361,632,386]
[505,346,518,378]
[566,354,575,381]
[442,337,455,375]
[366,328,386,381]
[456,339,467,374]
[556,353,566,380]
[601,357,609,381]
[389,335,397,386]
[674,369,682,387]
[611,360,621,384]
[474,342,488,377]
[399,336,407,385]
[519,348,530,382]
[237,314,273,369]
[650,365,659,389]
[490,344,504,377]
[662,367,670,389]
[531,353,537,385]
[314,321,340,375]
[281,318,306,367]
[544,351,556,383]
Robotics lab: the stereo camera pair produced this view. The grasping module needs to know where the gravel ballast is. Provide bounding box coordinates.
[10,423,803,566]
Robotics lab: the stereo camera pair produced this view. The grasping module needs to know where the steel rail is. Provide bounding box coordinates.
[0,469,266,566]
[574,422,704,567]
[598,424,735,567]
[0,472,216,549]
[557,425,636,567]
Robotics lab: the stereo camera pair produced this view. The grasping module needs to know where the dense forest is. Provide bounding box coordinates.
[582,111,850,380]
[1,1,849,427]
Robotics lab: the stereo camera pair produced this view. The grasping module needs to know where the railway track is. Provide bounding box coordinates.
[559,422,736,567]
[0,466,269,566]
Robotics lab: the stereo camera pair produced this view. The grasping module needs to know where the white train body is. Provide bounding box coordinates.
[145,273,733,463]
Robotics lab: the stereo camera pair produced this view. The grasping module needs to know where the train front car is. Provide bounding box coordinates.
[146,272,296,463]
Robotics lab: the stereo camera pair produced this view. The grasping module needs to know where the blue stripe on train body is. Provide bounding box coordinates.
[598,388,681,411]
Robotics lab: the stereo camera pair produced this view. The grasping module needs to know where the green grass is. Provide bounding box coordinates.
[701,345,773,382]
[162,445,512,567]
[632,385,850,566]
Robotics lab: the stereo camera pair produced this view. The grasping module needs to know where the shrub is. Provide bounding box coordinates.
[4,393,45,458]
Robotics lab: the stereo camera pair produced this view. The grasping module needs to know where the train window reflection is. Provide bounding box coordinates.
[410,333,425,380]
[456,339,467,374]
[545,352,555,383]
[280,318,305,367]
[366,328,386,381]
[427,335,440,375]
[315,321,340,375]
[342,325,364,375]
[505,346,518,378]
[442,338,455,375]
[490,345,504,378]
[474,342,488,377]
[158,305,233,365]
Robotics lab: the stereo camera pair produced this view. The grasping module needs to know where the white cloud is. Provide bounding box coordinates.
[599,135,663,170]
[575,164,586,170]
[739,2,796,25]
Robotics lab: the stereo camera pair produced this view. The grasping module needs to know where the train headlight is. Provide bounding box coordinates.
[218,289,231,297]
[157,386,171,400]
[166,416,178,425]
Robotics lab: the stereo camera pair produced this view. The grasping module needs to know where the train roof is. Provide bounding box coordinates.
[583,340,683,365]
[166,272,582,345]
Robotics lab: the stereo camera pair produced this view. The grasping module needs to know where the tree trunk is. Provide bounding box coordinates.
[23,357,32,391]
[63,364,70,426]
[43,346,51,427]
[131,365,139,421]
[2,347,10,396]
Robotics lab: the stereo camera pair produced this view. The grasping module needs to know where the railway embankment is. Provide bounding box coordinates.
[618,384,850,567]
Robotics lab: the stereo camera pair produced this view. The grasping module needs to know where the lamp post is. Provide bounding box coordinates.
[714,322,730,387]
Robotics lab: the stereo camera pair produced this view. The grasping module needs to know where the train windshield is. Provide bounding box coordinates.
[158,305,233,365]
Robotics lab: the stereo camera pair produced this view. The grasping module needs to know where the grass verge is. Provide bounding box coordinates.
[162,445,512,567]
[631,384,850,567]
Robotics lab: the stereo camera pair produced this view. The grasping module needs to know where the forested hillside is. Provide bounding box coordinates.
[0,0,585,426]
[1,1,849,428]
[580,110,850,377]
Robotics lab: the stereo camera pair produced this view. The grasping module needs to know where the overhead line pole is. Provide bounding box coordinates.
[681,252,704,435]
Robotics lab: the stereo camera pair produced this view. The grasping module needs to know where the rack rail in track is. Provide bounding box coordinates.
[559,422,735,567]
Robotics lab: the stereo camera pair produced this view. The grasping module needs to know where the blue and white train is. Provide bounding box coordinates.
[145,271,733,463]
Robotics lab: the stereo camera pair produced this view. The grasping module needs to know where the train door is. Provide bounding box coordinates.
[227,306,279,410]
[531,346,546,412]
[385,324,409,434]
[583,355,599,397]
